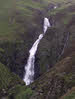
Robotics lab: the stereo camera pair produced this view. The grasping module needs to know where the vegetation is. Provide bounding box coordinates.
[60,87,75,99]
[0,62,33,99]
[8,85,33,99]
[0,62,22,90]
[0,0,75,99]
[30,53,75,99]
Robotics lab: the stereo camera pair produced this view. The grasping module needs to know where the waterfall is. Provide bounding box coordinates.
[23,17,51,85]
[54,6,57,9]
[58,32,70,59]
[44,18,51,33]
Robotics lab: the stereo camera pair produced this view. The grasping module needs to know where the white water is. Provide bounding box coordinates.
[23,18,51,85]
[44,18,51,33]
[54,6,57,9]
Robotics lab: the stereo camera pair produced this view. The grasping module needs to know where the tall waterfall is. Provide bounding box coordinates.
[23,18,51,85]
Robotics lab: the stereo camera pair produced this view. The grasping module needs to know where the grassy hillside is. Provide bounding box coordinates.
[0,0,75,99]
[0,0,48,41]
[0,0,16,41]
[0,62,22,94]
[36,0,75,75]
[0,0,75,75]
[0,62,33,99]
[60,87,75,99]
[0,0,75,41]
[30,52,75,99]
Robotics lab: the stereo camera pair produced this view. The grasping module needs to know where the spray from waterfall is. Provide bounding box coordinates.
[23,18,51,85]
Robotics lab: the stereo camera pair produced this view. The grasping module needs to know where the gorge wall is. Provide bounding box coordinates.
[0,0,75,82]
[0,0,75,99]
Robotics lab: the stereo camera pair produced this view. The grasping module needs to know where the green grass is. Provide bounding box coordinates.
[62,16,72,25]
[60,87,75,99]
[0,62,33,99]
[0,0,75,41]
[7,85,33,99]
[0,48,4,52]
[15,87,33,99]
[0,0,16,41]
[64,92,75,99]
[0,62,22,90]
[16,0,43,10]
[0,62,13,89]
[47,0,75,16]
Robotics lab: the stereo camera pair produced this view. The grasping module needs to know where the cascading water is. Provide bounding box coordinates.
[23,18,51,85]
[43,18,51,33]
[54,6,57,9]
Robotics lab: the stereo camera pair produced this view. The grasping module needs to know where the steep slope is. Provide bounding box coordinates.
[0,62,22,97]
[30,52,75,99]
[0,0,75,41]
[35,1,75,78]
[60,87,75,99]
[0,62,21,91]
[0,0,75,99]
[0,0,51,41]
[1,52,75,99]
[0,0,75,81]
[0,0,52,79]
[0,0,16,41]
[0,62,33,99]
